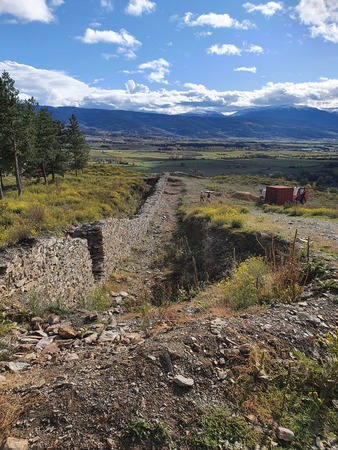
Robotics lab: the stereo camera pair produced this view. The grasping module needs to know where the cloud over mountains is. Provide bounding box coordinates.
[2,60,338,115]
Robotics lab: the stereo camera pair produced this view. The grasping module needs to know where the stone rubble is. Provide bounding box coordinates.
[0,286,337,449]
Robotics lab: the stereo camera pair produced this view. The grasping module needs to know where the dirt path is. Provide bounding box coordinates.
[112,175,185,301]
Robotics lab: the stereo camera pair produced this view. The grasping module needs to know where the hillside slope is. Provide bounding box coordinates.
[47,105,338,140]
[1,175,338,450]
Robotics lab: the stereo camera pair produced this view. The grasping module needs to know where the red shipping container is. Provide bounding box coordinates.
[265,186,294,205]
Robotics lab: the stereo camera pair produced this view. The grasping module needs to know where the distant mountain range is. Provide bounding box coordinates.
[46,105,338,140]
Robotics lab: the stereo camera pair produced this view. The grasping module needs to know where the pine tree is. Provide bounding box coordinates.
[0,71,22,195]
[49,119,69,181]
[65,114,89,176]
[19,98,38,178]
[34,107,60,184]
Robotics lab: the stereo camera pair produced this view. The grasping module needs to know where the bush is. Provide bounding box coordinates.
[218,256,269,309]
[230,218,243,229]
[26,291,47,316]
[81,286,112,312]
[5,220,34,244]
[26,203,46,226]
[218,243,306,309]
[123,419,173,447]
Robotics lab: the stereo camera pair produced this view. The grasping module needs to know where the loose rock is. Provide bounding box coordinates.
[3,437,29,450]
[277,426,295,442]
[58,325,77,339]
[173,375,194,387]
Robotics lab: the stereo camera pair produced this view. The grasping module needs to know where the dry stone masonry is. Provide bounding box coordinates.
[0,237,94,305]
[0,174,167,305]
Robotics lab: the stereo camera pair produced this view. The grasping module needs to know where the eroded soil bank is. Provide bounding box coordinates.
[151,212,293,306]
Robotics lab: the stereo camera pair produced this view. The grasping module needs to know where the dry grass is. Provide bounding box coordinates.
[0,166,148,248]
[0,393,27,441]
[0,372,43,442]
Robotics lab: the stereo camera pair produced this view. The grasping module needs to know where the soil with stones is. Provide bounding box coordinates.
[1,175,338,450]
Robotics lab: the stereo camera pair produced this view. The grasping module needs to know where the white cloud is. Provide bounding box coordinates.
[120,69,142,74]
[138,58,170,84]
[184,83,208,91]
[208,43,264,56]
[90,21,102,28]
[0,0,62,23]
[243,2,284,16]
[101,53,118,60]
[246,44,264,54]
[0,61,91,106]
[125,79,150,94]
[100,0,113,12]
[77,28,141,50]
[50,0,64,6]
[182,12,254,30]
[195,31,213,38]
[234,66,257,73]
[208,44,242,56]
[295,0,338,43]
[125,0,156,16]
[117,47,137,60]
[2,60,338,114]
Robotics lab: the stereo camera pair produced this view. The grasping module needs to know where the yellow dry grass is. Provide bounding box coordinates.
[0,371,44,442]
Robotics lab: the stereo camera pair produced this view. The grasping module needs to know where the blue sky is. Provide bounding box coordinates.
[0,0,338,114]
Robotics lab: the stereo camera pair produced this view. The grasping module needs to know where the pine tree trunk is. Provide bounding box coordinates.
[12,135,22,196]
[41,160,47,185]
[0,168,3,200]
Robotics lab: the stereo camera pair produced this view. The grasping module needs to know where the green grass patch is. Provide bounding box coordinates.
[191,407,262,449]
[80,285,112,312]
[122,419,173,448]
[0,316,16,361]
[235,338,338,449]
[263,203,338,219]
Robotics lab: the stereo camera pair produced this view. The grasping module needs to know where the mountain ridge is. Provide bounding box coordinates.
[46,105,338,140]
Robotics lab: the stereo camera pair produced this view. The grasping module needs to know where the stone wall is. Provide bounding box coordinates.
[70,174,167,280]
[0,175,167,305]
[0,237,94,304]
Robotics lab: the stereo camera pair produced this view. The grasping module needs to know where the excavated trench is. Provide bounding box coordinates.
[151,216,290,305]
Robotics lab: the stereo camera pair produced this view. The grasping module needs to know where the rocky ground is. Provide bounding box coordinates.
[1,175,338,450]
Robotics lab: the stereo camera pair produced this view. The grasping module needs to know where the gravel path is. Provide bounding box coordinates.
[250,209,338,264]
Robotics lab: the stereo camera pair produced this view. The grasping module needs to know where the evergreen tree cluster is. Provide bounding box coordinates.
[0,71,89,198]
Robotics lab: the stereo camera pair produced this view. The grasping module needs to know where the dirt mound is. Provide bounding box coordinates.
[2,291,338,450]
[231,191,260,202]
